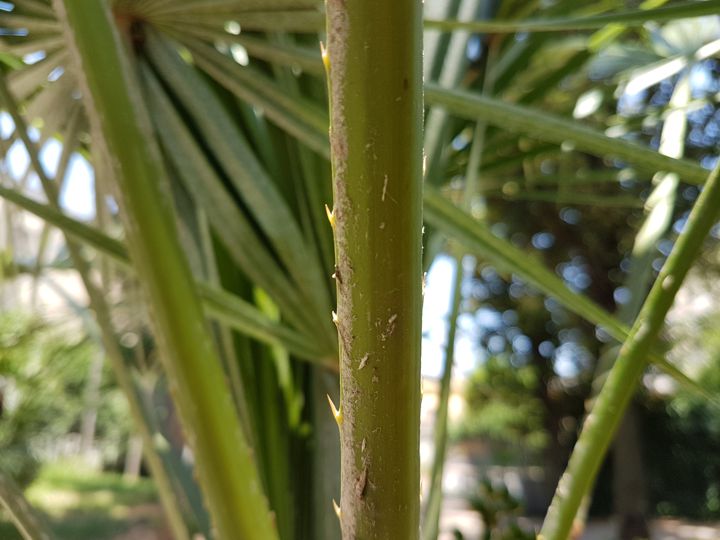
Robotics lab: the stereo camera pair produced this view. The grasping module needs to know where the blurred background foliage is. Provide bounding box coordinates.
[0,311,131,488]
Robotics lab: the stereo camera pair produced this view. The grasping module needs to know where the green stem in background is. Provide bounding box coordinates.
[424,70,493,534]
[53,2,277,539]
[422,257,463,540]
[575,67,690,535]
[0,74,192,540]
[424,0,485,185]
[325,0,423,537]
[28,103,81,307]
[540,160,720,540]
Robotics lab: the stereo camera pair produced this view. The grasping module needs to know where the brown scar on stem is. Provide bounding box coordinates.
[356,467,368,499]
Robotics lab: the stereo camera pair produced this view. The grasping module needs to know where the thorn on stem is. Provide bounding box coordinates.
[320,42,330,73]
[332,499,341,520]
[325,204,335,228]
[327,394,343,426]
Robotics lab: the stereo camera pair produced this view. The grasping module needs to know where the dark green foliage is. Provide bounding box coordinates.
[643,355,720,519]
[453,479,535,540]
[459,357,547,454]
[0,312,126,486]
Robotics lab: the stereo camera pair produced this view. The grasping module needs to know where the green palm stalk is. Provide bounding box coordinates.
[540,159,720,540]
[52,2,277,538]
[324,0,423,537]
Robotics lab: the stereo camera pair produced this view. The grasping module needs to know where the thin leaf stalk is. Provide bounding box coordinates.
[29,104,81,306]
[53,2,277,538]
[422,257,463,540]
[423,63,493,532]
[574,67,691,535]
[325,0,423,537]
[540,160,720,540]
